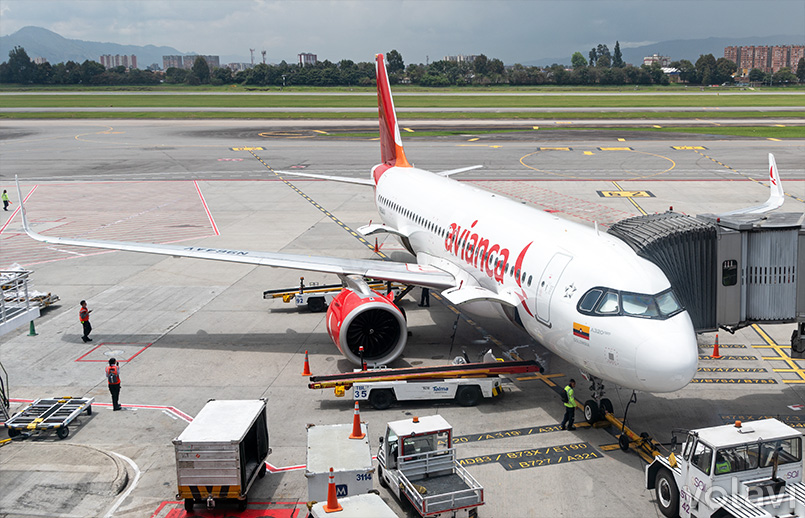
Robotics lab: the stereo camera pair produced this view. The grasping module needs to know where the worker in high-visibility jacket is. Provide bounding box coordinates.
[79,300,92,343]
[2,190,10,211]
[106,358,122,411]
[560,379,576,431]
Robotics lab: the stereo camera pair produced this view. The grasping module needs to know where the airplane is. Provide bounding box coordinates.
[14,54,786,418]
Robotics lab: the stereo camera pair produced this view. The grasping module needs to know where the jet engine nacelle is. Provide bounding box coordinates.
[326,288,407,366]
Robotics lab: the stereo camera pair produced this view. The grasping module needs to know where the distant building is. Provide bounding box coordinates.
[298,53,317,67]
[162,55,220,70]
[225,63,252,72]
[643,54,671,67]
[724,45,804,75]
[662,67,681,83]
[163,55,183,69]
[100,54,137,69]
[444,54,479,63]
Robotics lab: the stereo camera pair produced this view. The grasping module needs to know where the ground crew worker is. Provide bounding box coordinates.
[560,379,576,430]
[2,190,9,211]
[106,358,122,411]
[79,300,92,343]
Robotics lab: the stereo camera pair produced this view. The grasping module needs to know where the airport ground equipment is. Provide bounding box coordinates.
[377,415,483,518]
[306,423,374,502]
[353,376,505,409]
[173,399,270,512]
[4,396,93,440]
[307,491,398,518]
[646,418,805,518]
[0,268,42,337]
[264,277,405,313]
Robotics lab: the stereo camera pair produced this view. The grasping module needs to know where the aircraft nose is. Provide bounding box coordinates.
[635,318,698,393]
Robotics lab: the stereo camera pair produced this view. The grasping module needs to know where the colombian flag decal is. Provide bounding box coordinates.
[573,322,590,340]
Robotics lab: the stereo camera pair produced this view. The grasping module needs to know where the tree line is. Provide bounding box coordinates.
[2,45,803,87]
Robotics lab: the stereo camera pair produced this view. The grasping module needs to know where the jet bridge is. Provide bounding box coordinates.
[607,211,805,355]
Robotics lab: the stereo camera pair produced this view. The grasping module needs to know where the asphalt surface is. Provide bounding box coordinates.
[0,120,803,518]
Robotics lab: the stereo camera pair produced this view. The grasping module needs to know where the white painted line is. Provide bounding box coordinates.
[104,452,141,518]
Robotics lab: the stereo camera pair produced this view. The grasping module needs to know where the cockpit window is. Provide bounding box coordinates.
[577,287,684,320]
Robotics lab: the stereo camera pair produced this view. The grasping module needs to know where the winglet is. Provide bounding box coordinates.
[375,53,410,170]
[14,176,33,236]
[719,153,785,216]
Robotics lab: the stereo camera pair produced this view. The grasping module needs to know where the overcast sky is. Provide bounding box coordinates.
[1,0,803,64]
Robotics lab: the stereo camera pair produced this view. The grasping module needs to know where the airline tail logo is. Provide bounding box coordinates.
[573,322,590,340]
[375,54,410,174]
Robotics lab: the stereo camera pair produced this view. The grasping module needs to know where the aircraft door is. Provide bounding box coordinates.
[535,253,572,325]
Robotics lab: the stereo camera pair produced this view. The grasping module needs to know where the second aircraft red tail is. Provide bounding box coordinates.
[375,53,410,168]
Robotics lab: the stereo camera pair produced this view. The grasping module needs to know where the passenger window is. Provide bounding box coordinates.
[595,291,619,315]
[722,260,738,286]
[578,289,603,313]
[691,441,713,475]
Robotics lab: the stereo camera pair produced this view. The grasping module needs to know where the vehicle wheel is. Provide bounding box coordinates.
[308,297,327,313]
[258,462,267,478]
[184,498,194,512]
[369,389,395,410]
[584,400,600,423]
[378,464,388,488]
[237,496,248,511]
[619,434,630,452]
[600,398,613,415]
[655,468,680,518]
[8,428,20,438]
[86,405,92,416]
[456,386,482,407]
[56,426,69,439]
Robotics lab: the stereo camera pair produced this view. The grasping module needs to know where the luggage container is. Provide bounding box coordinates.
[306,422,374,502]
[173,399,270,512]
[307,492,398,518]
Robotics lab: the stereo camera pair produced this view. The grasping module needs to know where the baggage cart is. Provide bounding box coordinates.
[4,396,94,440]
[306,422,374,502]
[173,399,270,512]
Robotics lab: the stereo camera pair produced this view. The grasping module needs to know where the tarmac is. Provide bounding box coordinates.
[0,120,803,518]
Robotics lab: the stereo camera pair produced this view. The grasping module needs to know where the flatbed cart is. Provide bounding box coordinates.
[264,277,408,313]
[5,396,94,440]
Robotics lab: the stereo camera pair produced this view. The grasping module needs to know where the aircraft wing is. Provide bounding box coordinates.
[274,170,375,186]
[14,179,456,290]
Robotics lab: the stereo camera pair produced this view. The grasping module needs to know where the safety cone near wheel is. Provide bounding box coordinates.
[28,320,37,336]
[711,333,721,359]
[302,350,312,376]
[323,467,343,513]
[348,401,365,440]
[374,238,379,253]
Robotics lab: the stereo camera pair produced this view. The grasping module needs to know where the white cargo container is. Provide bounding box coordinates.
[173,399,270,512]
[306,422,374,502]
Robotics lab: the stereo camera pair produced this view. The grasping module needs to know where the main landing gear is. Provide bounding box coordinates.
[583,376,614,424]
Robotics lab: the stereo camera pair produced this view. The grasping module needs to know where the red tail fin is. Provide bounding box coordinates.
[376,53,410,168]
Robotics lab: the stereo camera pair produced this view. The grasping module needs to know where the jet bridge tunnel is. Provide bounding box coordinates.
[607,211,805,355]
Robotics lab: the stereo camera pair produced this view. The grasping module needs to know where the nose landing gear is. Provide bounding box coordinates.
[583,376,613,424]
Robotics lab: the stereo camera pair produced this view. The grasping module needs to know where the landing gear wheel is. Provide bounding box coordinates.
[56,426,69,439]
[600,398,613,415]
[184,499,194,512]
[618,434,630,452]
[308,297,327,313]
[8,428,20,438]
[258,462,267,478]
[455,386,482,407]
[237,496,248,511]
[655,468,680,518]
[369,389,395,410]
[584,400,600,424]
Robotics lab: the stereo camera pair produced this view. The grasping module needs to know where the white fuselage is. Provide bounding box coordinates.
[373,165,699,393]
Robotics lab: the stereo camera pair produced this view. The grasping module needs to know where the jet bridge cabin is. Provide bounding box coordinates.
[608,211,805,353]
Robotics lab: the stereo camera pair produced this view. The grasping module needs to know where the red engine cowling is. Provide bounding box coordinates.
[326,288,407,366]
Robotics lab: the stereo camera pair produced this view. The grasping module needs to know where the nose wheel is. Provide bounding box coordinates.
[583,376,612,424]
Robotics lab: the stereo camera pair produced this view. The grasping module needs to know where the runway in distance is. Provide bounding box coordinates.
[17,54,784,409]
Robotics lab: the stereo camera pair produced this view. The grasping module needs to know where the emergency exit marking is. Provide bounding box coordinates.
[697,367,767,373]
[691,378,777,384]
[498,442,602,471]
[698,355,757,361]
[597,191,655,198]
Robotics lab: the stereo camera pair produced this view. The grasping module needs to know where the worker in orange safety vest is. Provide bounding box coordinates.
[79,300,92,343]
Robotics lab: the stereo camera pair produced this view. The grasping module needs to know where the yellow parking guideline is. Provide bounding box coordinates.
[231,147,264,151]
[598,147,633,151]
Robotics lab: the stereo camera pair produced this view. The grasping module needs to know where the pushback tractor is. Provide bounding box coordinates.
[646,418,805,518]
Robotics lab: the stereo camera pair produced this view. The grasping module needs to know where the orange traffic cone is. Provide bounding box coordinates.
[323,467,343,513]
[348,401,365,440]
[711,333,721,359]
[373,238,379,253]
[302,350,312,376]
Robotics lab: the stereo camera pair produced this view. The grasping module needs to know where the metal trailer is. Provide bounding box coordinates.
[4,396,94,440]
[263,277,405,313]
[353,376,505,409]
[307,492,399,518]
[306,423,374,502]
[173,399,271,512]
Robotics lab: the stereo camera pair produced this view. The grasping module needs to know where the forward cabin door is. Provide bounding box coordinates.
[536,253,572,326]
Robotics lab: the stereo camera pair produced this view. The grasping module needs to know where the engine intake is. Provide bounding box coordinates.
[326,288,407,366]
